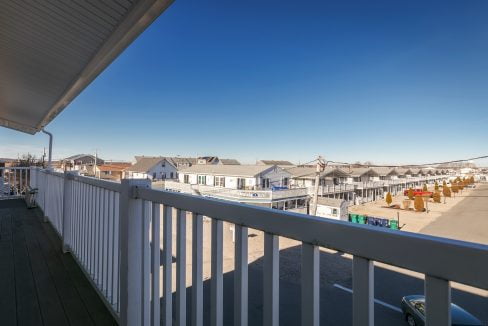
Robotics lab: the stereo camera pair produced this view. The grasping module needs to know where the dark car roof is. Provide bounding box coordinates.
[404,295,482,325]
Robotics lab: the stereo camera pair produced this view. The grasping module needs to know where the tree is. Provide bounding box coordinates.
[422,184,428,192]
[443,186,451,198]
[452,183,459,194]
[434,181,439,191]
[414,196,425,212]
[407,188,414,200]
[433,191,441,203]
[442,180,446,187]
[458,181,464,191]
[385,192,392,206]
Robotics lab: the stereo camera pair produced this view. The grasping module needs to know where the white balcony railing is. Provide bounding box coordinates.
[163,180,308,203]
[0,166,31,198]
[30,167,488,326]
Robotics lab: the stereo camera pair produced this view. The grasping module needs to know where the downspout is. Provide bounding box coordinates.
[41,129,53,169]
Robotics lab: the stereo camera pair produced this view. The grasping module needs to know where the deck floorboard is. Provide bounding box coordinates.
[0,199,117,326]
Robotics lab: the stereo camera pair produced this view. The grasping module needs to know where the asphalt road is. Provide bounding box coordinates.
[420,183,488,245]
[174,185,488,325]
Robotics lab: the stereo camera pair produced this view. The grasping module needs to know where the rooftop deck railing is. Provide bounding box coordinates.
[29,167,488,326]
[0,166,31,198]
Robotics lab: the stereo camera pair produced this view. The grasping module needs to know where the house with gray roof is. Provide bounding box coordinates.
[287,166,349,187]
[257,160,294,166]
[178,164,291,190]
[125,156,197,180]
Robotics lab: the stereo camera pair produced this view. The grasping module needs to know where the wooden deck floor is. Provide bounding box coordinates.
[0,199,117,326]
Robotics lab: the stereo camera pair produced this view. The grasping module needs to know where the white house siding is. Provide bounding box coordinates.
[258,166,291,188]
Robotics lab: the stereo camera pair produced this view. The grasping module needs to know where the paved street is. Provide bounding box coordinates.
[420,183,488,245]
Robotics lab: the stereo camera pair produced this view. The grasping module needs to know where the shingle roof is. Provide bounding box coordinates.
[371,167,398,176]
[98,163,131,172]
[179,164,279,177]
[287,166,349,179]
[219,159,241,165]
[341,167,380,177]
[125,157,164,172]
[317,197,346,207]
[258,160,294,166]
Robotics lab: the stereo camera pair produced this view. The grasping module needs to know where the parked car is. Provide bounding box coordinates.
[401,295,483,326]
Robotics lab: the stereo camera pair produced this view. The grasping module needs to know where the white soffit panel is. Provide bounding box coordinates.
[0,0,173,134]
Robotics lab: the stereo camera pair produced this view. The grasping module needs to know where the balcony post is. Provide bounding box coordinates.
[119,178,151,326]
[62,171,78,253]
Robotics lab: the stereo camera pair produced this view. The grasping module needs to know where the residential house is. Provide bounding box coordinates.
[371,167,399,181]
[196,156,241,165]
[95,163,131,181]
[315,197,349,221]
[178,164,291,190]
[62,154,104,175]
[288,166,349,187]
[342,167,380,183]
[125,156,199,180]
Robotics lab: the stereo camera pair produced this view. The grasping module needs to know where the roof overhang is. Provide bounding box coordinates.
[0,0,173,134]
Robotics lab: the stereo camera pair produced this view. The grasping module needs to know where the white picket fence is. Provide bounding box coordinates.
[30,167,488,326]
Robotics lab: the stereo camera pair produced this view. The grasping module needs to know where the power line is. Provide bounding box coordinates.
[326,155,488,168]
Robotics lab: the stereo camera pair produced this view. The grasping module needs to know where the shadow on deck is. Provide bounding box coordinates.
[0,199,117,326]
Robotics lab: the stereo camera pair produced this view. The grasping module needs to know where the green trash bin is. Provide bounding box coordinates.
[390,219,399,230]
[349,214,357,223]
[357,215,366,224]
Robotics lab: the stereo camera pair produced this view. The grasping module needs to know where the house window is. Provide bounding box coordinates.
[215,176,225,187]
[198,175,206,185]
[261,178,270,189]
[152,172,156,179]
[184,175,189,184]
[238,178,246,190]
[170,172,174,179]
[332,208,338,216]
[162,173,166,179]
[283,177,289,186]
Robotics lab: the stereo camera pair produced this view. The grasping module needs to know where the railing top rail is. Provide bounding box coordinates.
[135,186,488,290]
[36,168,122,192]
[71,174,122,192]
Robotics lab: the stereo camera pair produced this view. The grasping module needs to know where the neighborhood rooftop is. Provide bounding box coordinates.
[179,164,278,177]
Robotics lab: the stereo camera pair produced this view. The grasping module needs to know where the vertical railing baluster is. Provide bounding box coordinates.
[234,225,248,326]
[114,192,120,312]
[107,190,114,300]
[176,209,187,326]
[352,256,374,326]
[211,218,224,326]
[151,203,161,326]
[143,201,151,326]
[425,275,451,325]
[104,190,113,298]
[263,233,279,326]
[301,243,319,326]
[119,179,151,326]
[163,205,173,325]
[192,213,203,326]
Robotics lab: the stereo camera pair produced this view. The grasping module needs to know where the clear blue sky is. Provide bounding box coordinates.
[2,0,488,165]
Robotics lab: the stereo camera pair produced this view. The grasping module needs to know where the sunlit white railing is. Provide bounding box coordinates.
[31,167,488,326]
[0,166,31,198]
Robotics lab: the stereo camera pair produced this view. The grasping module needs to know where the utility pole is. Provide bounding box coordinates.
[311,156,326,216]
[94,149,98,178]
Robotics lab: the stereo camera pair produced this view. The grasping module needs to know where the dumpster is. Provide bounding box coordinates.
[379,218,389,228]
[389,219,399,230]
[357,215,366,224]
